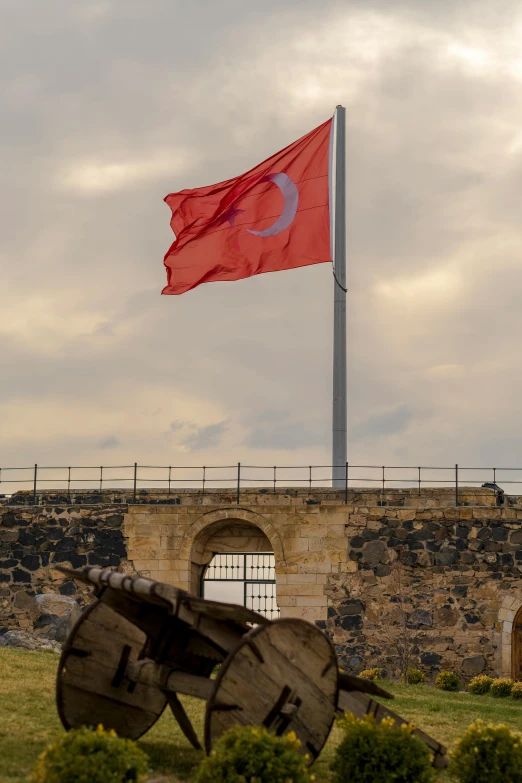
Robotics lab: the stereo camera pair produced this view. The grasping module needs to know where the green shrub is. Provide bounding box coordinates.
[435,670,460,692]
[358,667,381,680]
[512,682,522,700]
[407,668,425,685]
[468,675,493,695]
[331,714,434,783]
[490,678,514,698]
[31,725,149,783]
[195,725,311,783]
[450,719,522,783]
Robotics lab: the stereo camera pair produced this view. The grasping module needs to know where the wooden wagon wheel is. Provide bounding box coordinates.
[205,618,338,764]
[57,600,167,740]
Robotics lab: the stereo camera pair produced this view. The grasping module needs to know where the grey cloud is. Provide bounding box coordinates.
[243,411,326,450]
[181,421,228,451]
[350,406,415,442]
[98,435,121,449]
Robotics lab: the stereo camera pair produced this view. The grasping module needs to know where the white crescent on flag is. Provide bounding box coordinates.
[247,173,299,237]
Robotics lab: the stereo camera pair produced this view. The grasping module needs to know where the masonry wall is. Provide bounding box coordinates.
[0,505,130,633]
[3,487,522,681]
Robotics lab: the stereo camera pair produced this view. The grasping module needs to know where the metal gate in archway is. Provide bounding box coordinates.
[202,552,280,620]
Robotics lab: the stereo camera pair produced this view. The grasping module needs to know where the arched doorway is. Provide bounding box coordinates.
[186,514,281,620]
[513,606,522,680]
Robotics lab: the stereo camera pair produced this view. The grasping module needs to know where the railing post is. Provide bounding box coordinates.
[418,466,421,497]
[99,466,103,495]
[309,466,312,492]
[345,461,349,504]
[273,466,276,495]
[493,467,496,503]
[202,466,205,496]
[236,462,241,505]
[33,463,38,505]
[455,463,459,507]
[382,465,385,503]
[168,466,172,495]
[67,467,71,503]
[133,463,137,502]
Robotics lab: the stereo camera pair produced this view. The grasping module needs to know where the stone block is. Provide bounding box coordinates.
[286,573,318,584]
[284,538,310,553]
[277,595,297,607]
[296,595,327,607]
[300,525,327,537]
[132,560,160,573]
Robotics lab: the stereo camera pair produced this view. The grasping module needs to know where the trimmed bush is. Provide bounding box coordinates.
[195,725,311,783]
[450,719,522,783]
[407,669,425,685]
[490,678,515,698]
[31,725,148,783]
[435,670,460,692]
[468,675,493,695]
[512,682,522,700]
[358,668,381,680]
[331,714,434,783]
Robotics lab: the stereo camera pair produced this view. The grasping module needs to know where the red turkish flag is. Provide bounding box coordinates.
[162,118,332,294]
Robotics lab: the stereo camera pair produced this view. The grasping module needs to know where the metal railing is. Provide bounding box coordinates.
[0,462,519,506]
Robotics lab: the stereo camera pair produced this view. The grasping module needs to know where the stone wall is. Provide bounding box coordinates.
[324,505,522,679]
[0,505,129,633]
[3,487,522,681]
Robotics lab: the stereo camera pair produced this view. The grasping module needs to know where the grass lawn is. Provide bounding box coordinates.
[2,648,522,783]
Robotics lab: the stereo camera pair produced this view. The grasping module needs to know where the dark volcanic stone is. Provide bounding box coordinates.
[21,555,40,571]
[400,551,417,566]
[409,609,432,628]
[327,607,337,619]
[361,529,380,541]
[59,581,77,596]
[350,536,364,548]
[492,527,508,542]
[407,540,425,551]
[12,568,31,583]
[478,528,492,541]
[456,526,469,537]
[340,614,363,631]
[421,651,442,666]
[338,599,365,616]
[410,528,432,541]
[0,559,18,568]
[375,565,391,577]
[464,614,480,624]
[461,655,486,675]
[315,620,326,630]
[69,554,87,568]
[434,550,458,566]
[361,540,386,566]
[0,573,11,583]
[452,585,468,597]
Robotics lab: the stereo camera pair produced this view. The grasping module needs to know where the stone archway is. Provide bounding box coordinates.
[499,593,522,677]
[178,508,285,596]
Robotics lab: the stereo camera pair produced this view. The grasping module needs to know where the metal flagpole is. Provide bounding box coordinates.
[331,105,347,487]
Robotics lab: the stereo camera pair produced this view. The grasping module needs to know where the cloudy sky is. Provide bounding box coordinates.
[3,0,522,493]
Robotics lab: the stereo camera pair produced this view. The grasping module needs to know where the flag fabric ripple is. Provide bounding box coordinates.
[162,118,332,295]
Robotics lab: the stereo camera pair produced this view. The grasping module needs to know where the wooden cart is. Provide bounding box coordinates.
[56,567,447,768]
